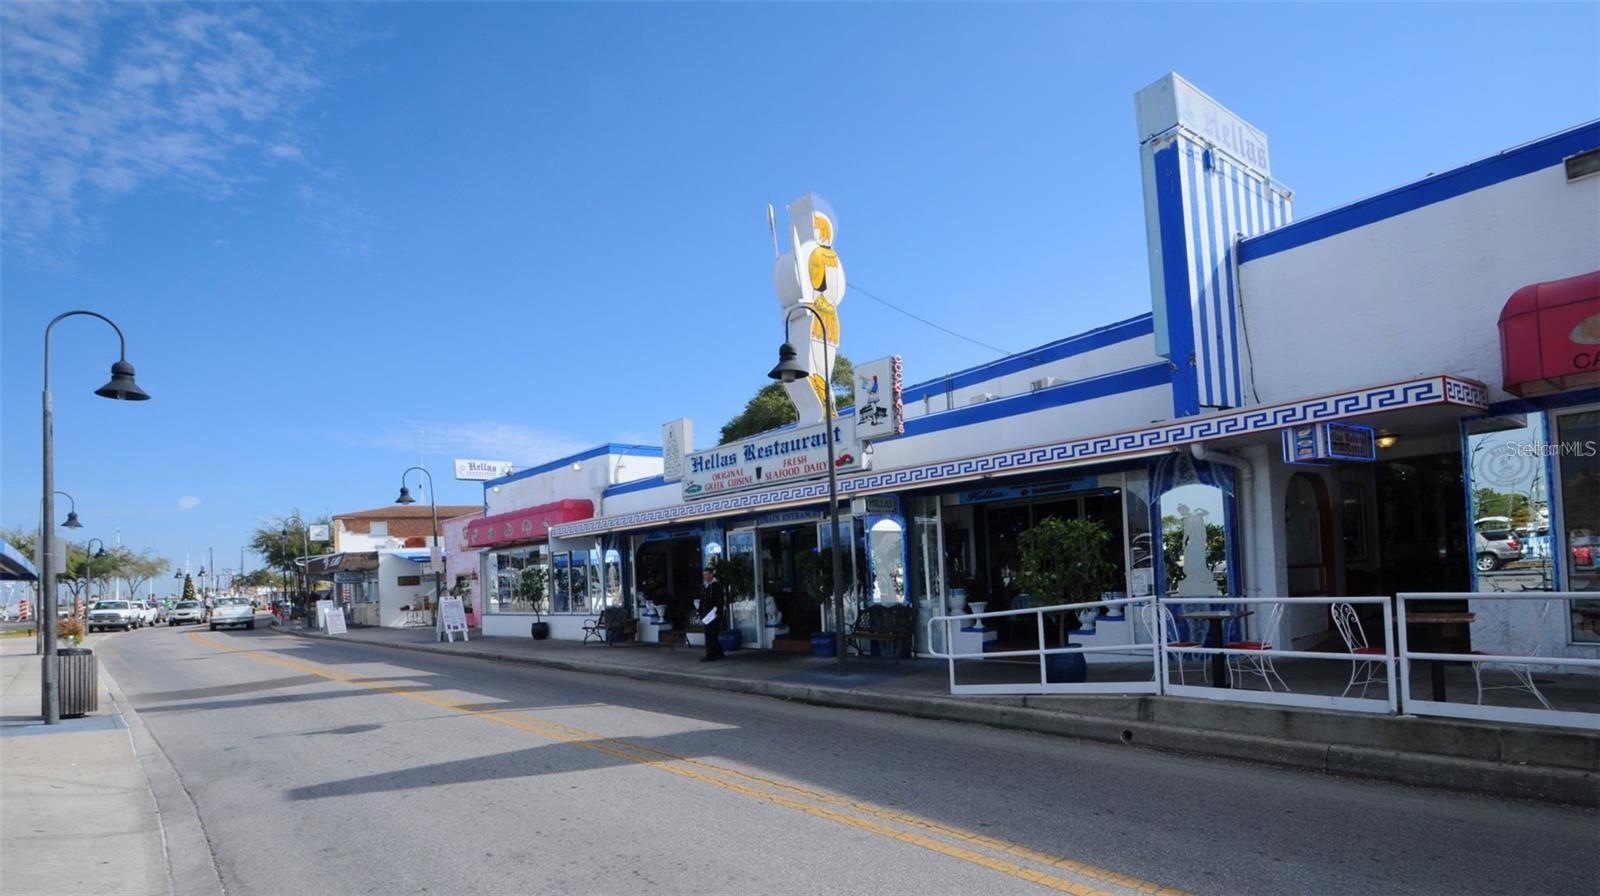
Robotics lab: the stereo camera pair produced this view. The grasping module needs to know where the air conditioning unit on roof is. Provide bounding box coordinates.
[969,392,996,405]
[1031,377,1059,392]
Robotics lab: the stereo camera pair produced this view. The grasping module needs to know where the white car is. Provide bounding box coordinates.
[168,600,205,625]
[209,597,256,631]
[137,599,160,627]
[88,600,140,632]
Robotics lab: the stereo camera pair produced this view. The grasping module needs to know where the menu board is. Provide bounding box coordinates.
[438,598,470,643]
[325,607,347,635]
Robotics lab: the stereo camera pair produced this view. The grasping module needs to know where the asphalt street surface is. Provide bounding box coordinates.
[98,620,1595,896]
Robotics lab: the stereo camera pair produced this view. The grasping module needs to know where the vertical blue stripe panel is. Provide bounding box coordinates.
[1152,142,1199,417]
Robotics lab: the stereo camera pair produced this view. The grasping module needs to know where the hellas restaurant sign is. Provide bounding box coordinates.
[682,421,867,500]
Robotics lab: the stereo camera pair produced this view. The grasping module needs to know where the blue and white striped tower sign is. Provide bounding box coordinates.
[1136,73,1293,416]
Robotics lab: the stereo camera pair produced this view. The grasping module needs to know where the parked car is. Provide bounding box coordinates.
[209,596,256,631]
[1473,524,1524,572]
[168,600,205,625]
[137,599,160,627]
[88,599,140,632]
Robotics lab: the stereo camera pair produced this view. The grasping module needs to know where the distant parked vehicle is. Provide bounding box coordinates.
[209,597,256,631]
[1473,517,1524,572]
[168,600,205,625]
[136,599,160,627]
[88,600,139,632]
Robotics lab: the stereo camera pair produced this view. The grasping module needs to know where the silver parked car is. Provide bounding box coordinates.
[1474,524,1524,572]
[168,600,205,625]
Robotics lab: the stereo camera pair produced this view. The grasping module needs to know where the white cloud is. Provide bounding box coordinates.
[361,421,593,469]
[178,496,201,511]
[0,3,348,257]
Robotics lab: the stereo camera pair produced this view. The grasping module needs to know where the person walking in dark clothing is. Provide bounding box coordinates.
[699,566,725,662]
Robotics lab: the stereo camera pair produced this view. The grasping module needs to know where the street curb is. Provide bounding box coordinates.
[283,629,1599,809]
[99,644,226,896]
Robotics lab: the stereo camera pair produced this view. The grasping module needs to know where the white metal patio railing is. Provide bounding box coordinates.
[926,596,1160,695]
[929,595,1399,714]
[1159,596,1397,715]
[1398,592,1600,731]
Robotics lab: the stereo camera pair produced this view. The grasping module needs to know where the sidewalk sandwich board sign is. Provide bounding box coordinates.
[438,597,470,643]
[326,607,348,635]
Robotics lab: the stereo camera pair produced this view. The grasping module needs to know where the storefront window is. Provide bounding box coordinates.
[1159,483,1230,598]
[1465,415,1555,593]
[489,545,549,614]
[866,516,907,605]
[1554,410,1600,641]
[1125,474,1155,599]
[909,496,944,655]
[551,552,573,613]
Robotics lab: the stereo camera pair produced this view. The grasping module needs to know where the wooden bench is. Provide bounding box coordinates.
[847,605,917,661]
[581,607,635,645]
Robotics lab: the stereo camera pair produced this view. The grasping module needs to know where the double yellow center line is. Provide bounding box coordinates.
[188,632,1185,896]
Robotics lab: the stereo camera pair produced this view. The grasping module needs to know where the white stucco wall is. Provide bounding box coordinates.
[376,552,437,628]
[903,330,1162,418]
[1240,161,1600,405]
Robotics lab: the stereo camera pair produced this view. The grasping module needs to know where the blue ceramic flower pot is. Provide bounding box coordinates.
[1045,647,1087,683]
[811,632,837,657]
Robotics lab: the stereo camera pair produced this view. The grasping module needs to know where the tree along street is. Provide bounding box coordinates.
[100,625,1594,896]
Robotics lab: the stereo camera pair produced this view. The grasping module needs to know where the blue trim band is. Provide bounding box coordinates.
[485,443,662,487]
[901,314,1153,405]
[1240,122,1599,263]
[605,475,669,497]
[902,363,1171,437]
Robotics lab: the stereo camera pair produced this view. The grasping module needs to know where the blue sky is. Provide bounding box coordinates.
[3,2,1597,586]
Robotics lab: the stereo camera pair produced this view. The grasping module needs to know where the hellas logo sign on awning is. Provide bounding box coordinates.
[454,459,514,481]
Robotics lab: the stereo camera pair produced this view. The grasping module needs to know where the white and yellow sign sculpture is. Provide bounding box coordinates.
[772,194,846,426]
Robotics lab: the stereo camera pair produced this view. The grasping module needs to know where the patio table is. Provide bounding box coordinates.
[1406,611,1475,702]
[1178,609,1252,688]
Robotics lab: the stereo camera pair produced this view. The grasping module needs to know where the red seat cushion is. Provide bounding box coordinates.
[1225,641,1271,650]
[1170,640,1201,647]
[1353,646,1387,655]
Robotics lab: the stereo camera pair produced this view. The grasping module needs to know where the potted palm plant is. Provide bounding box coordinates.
[1017,517,1117,683]
[519,566,550,639]
[796,547,845,657]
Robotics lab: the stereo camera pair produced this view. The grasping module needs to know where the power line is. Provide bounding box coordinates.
[850,282,1013,356]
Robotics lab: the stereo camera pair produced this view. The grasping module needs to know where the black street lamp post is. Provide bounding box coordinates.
[36,491,81,655]
[395,467,443,627]
[84,538,106,612]
[768,305,848,674]
[40,310,148,723]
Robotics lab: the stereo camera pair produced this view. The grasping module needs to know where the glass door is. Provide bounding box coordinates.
[725,528,761,648]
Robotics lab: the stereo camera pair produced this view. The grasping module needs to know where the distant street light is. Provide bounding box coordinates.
[395,466,443,627]
[40,310,149,724]
[84,538,107,611]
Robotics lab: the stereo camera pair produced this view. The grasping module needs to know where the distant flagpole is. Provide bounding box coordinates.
[766,203,780,259]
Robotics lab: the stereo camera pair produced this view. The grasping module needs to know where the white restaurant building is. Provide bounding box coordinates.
[460,74,1599,665]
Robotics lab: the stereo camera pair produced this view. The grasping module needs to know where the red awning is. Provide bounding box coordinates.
[462,499,593,550]
[1499,270,1600,398]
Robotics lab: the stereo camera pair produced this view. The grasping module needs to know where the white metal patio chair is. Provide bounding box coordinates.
[1225,602,1289,691]
[1139,601,1205,685]
[1331,602,1388,698]
[1472,599,1554,710]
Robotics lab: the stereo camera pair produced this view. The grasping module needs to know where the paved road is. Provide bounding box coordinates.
[98,622,1594,896]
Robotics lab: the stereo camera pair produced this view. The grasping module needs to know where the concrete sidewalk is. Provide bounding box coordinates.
[0,637,221,896]
[283,623,1598,808]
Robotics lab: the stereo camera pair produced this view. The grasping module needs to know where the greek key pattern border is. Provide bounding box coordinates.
[552,375,1487,538]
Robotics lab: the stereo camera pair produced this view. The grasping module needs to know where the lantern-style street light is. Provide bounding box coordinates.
[40,310,149,723]
[395,467,444,627]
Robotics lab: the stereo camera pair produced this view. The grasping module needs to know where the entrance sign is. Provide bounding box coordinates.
[438,597,470,642]
[682,420,866,500]
[1282,422,1376,464]
[325,607,348,635]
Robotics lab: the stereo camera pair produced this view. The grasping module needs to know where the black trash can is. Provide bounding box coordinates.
[57,648,98,718]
